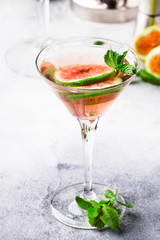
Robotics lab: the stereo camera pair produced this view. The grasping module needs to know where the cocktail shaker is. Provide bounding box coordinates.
[135,0,160,35]
[70,0,138,23]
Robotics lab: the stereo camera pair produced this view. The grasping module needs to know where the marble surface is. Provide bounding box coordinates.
[1,0,160,239]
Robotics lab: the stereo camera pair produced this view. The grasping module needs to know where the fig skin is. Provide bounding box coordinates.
[133,24,160,62]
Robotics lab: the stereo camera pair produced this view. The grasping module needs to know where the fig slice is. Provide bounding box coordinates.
[133,24,160,62]
[145,45,160,78]
[66,77,123,100]
[43,67,56,80]
[53,64,115,86]
[78,77,123,89]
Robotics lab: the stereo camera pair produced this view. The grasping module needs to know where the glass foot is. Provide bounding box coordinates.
[5,38,52,78]
[51,183,126,229]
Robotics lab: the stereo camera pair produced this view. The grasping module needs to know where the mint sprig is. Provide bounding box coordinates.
[105,189,134,208]
[75,189,134,230]
[75,196,92,210]
[100,204,120,230]
[104,49,137,75]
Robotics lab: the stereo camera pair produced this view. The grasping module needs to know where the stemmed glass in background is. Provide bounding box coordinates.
[5,0,51,78]
[36,37,139,228]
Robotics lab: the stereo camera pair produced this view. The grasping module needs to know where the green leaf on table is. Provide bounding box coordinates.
[75,188,134,230]
[100,205,120,230]
[88,216,105,228]
[95,218,105,229]
[75,196,92,210]
[88,216,97,226]
[90,200,100,208]
[88,207,100,218]
[116,200,134,208]
[104,189,116,204]
[98,200,108,206]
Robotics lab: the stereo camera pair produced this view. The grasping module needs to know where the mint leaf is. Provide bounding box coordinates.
[75,188,134,230]
[104,50,128,68]
[100,205,120,230]
[116,200,134,208]
[75,196,92,210]
[89,216,105,228]
[105,189,116,204]
[88,216,96,226]
[88,207,100,218]
[95,218,105,229]
[98,200,108,206]
[118,51,128,65]
[104,49,117,68]
[90,200,99,209]
[104,49,137,75]
[94,41,104,45]
[116,64,137,75]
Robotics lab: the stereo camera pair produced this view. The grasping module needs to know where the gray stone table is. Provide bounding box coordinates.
[0,0,160,239]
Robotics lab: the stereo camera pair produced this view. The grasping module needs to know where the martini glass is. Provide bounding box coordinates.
[5,0,50,78]
[36,37,139,229]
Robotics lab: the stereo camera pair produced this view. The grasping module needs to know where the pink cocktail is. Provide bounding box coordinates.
[36,37,139,229]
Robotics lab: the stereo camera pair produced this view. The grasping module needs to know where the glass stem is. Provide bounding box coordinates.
[78,118,99,199]
[38,0,50,41]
